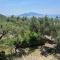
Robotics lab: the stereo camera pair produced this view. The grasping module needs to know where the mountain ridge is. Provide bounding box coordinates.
[20,12,43,16]
[19,12,60,18]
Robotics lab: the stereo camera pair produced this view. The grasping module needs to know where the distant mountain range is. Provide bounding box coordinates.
[19,12,60,18]
[20,12,43,17]
[0,12,60,18]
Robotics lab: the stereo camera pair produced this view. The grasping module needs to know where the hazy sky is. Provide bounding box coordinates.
[0,0,60,15]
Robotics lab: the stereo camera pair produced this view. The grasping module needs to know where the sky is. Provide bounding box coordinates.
[0,0,60,15]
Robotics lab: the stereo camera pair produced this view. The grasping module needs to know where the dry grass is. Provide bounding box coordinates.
[0,45,15,55]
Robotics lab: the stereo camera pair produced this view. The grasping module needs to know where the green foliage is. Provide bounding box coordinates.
[0,14,60,48]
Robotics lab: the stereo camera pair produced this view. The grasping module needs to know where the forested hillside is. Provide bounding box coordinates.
[0,14,60,46]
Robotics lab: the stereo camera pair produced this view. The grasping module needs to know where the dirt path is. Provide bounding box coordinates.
[14,49,58,60]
